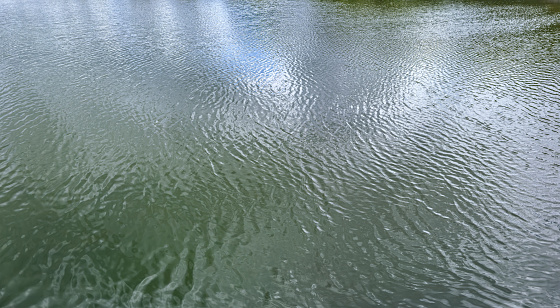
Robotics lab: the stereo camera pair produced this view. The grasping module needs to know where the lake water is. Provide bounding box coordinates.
[1,0,559,306]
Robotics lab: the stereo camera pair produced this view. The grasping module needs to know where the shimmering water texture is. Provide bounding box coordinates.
[1,0,560,306]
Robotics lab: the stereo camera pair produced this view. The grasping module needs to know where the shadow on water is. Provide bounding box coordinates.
[461,0,560,11]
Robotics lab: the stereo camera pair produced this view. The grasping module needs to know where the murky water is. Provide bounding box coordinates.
[1,0,559,306]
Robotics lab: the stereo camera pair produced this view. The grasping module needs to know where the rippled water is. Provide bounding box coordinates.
[1,0,559,306]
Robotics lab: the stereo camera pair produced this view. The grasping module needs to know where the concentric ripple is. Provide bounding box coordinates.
[1,0,559,306]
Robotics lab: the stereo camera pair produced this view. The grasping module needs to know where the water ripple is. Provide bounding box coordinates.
[1,0,560,306]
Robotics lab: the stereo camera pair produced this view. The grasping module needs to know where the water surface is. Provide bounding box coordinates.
[1,0,559,306]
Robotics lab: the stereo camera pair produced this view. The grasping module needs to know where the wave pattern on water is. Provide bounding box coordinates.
[1,0,560,307]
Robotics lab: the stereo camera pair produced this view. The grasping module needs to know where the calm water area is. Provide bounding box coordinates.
[1,0,560,306]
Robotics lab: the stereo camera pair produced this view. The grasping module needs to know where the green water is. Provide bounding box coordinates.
[1,0,559,306]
